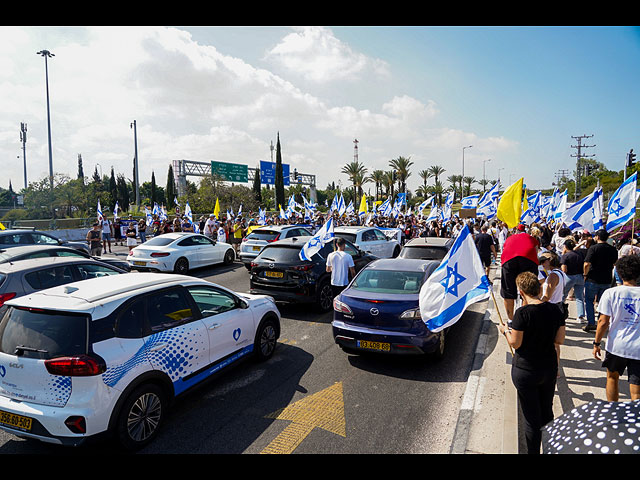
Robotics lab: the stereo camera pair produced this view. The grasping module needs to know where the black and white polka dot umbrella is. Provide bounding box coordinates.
[542,400,640,454]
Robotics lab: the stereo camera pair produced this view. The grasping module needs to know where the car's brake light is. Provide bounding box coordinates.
[150,252,170,257]
[267,234,281,243]
[333,298,353,314]
[45,355,106,376]
[0,292,16,307]
[291,264,313,271]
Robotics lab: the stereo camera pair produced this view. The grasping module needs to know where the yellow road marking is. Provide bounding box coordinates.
[261,382,346,454]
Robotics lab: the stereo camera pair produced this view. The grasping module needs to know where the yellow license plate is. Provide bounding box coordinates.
[252,246,262,251]
[265,271,283,278]
[133,261,146,266]
[357,340,391,352]
[0,410,33,431]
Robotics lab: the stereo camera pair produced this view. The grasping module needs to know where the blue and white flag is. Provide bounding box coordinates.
[442,192,455,219]
[378,197,392,217]
[184,202,193,224]
[345,200,354,215]
[460,194,479,209]
[606,172,637,232]
[521,191,542,224]
[561,188,599,232]
[299,217,335,261]
[425,205,440,223]
[593,187,604,231]
[396,192,407,207]
[418,225,492,333]
[258,207,267,225]
[113,201,119,218]
[337,193,346,216]
[417,195,435,215]
[145,206,153,226]
[477,182,500,219]
[97,200,103,222]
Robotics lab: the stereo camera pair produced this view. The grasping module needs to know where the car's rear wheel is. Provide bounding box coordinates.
[316,280,334,312]
[224,249,235,265]
[173,257,189,274]
[116,384,166,451]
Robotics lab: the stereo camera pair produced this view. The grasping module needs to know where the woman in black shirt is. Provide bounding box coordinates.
[499,271,565,454]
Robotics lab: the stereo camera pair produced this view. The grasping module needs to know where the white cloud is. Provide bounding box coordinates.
[265,27,390,83]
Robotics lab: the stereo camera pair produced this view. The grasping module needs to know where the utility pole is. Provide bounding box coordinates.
[131,120,140,210]
[37,49,55,191]
[571,134,595,201]
[554,169,570,190]
[20,122,27,189]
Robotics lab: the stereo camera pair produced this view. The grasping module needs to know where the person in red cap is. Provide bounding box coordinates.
[501,225,540,321]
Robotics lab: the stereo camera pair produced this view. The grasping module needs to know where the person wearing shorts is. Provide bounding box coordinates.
[593,254,640,402]
[500,226,540,321]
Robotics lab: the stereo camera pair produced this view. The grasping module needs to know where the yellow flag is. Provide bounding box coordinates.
[358,194,367,215]
[213,197,220,218]
[523,189,528,212]
[497,177,524,229]
[0,222,5,230]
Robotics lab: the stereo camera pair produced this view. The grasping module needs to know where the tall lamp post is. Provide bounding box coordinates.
[482,158,491,192]
[20,122,27,189]
[131,120,140,210]
[462,145,472,197]
[37,50,55,191]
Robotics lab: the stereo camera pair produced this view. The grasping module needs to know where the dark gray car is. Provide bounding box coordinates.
[0,256,127,315]
[0,229,89,254]
[0,245,131,271]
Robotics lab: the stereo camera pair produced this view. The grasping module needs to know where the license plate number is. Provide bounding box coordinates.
[252,246,262,251]
[357,340,391,352]
[265,271,283,278]
[0,410,32,431]
[133,261,146,266]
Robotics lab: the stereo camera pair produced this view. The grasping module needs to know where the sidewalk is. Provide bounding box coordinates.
[460,262,628,454]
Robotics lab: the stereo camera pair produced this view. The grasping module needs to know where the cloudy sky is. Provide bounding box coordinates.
[1,26,639,197]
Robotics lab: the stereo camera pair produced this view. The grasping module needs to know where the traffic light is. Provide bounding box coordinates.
[293,168,298,180]
[627,149,636,168]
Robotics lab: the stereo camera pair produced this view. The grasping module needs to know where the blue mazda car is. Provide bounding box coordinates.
[332,258,446,358]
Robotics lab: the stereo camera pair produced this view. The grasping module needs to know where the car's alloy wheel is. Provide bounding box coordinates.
[224,249,235,265]
[255,319,277,361]
[317,282,333,312]
[174,257,189,274]
[117,384,165,450]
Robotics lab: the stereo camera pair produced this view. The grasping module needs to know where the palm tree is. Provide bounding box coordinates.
[429,180,445,205]
[447,174,463,201]
[418,169,432,190]
[463,176,477,197]
[383,170,395,198]
[341,160,368,202]
[353,170,370,200]
[389,156,413,196]
[427,165,446,189]
[368,169,386,201]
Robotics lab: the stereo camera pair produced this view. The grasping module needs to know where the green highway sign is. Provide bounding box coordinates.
[211,160,248,183]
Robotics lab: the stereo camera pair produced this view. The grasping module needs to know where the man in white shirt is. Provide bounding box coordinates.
[204,214,217,240]
[326,237,355,297]
[216,222,226,243]
[101,216,113,253]
[593,254,640,402]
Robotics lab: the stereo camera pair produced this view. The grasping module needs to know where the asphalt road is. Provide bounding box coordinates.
[0,259,487,454]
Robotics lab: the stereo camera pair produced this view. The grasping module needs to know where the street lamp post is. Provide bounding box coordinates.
[462,145,472,197]
[482,158,491,192]
[131,120,140,210]
[37,50,55,191]
[20,122,27,189]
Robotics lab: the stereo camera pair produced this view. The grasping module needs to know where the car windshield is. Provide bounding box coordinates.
[351,270,426,294]
[0,307,89,359]
[399,246,448,260]
[335,233,357,243]
[256,246,303,263]
[247,230,280,241]
[142,236,175,247]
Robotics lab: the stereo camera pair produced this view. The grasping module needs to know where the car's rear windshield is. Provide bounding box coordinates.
[142,236,175,247]
[335,233,357,243]
[247,230,280,241]
[399,246,447,260]
[0,307,88,359]
[256,246,303,263]
[351,270,426,294]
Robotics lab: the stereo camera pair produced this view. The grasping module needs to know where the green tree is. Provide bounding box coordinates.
[389,156,413,195]
[275,132,285,210]
[252,164,262,203]
[166,164,176,206]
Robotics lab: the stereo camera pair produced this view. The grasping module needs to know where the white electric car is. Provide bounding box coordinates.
[0,273,280,450]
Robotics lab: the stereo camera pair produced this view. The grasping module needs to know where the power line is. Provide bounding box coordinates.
[570,134,595,201]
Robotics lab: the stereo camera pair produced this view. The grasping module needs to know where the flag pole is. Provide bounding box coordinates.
[490,288,514,355]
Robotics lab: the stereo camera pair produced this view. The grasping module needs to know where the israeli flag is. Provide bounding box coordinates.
[477,182,500,219]
[299,217,335,261]
[460,194,479,209]
[330,195,338,213]
[561,188,599,232]
[145,206,153,226]
[521,191,542,224]
[442,192,455,219]
[418,225,491,333]
[97,200,103,222]
[338,194,346,216]
[396,192,407,206]
[552,190,568,221]
[417,195,435,215]
[184,202,193,224]
[279,205,287,220]
[379,197,392,217]
[152,202,160,216]
[113,201,119,218]
[426,205,440,223]
[593,187,604,230]
[606,172,637,232]
[345,200,354,215]
[258,207,266,225]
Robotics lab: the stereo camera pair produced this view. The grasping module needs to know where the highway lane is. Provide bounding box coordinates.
[0,260,487,454]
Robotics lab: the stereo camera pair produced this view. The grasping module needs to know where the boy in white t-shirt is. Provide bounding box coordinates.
[593,254,640,402]
[326,237,355,297]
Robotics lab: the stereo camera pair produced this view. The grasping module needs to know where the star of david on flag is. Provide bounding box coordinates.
[418,225,491,333]
[299,217,335,261]
[607,172,637,232]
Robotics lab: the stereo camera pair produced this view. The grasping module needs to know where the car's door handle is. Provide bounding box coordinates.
[149,342,168,351]
[208,323,221,330]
